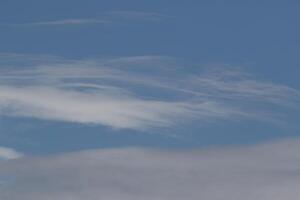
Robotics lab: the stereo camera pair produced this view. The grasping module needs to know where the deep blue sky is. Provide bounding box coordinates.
[0,0,300,155]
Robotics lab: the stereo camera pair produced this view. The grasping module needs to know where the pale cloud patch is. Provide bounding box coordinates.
[0,147,22,160]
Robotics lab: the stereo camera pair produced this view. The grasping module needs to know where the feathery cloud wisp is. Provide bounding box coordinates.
[0,54,299,130]
[0,11,169,27]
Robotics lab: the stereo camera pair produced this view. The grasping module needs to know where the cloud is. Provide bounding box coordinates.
[0,147,22,160]
[0,86,195,129]
[0,54,299,130]
[17,19,110,26]
[105,11,172,21]
[1,139,300,199]
[0,11,169,27]
[0,19,109,27]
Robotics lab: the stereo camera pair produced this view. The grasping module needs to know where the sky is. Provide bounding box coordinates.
[0,0,300,199]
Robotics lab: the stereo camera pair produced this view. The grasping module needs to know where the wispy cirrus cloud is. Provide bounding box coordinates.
[0,85,194,129]
[0,11,170,27]
[105,11,172,21]
[0,54,299,130]
[16,19,110,26]
[1,139,300,199]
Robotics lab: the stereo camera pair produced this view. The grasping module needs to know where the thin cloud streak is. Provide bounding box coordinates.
[19,19,110,26]
[0,11,169,27]
[0,19,109,27]
[105,11,172,21]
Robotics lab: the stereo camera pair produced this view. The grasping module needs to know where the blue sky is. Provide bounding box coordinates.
[0,0,299,154]
[1,1,300,199]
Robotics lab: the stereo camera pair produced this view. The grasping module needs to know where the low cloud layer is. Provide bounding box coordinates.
[0,54,299,130]
[1,139,300,199]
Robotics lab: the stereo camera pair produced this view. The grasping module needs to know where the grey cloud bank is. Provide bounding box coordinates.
[1,139,300,199]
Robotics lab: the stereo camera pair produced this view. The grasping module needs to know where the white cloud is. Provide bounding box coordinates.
[0,55,299,130]
[1,139,300,199]
[0,19,109,27]
[105,11,172,21]
[0,147,22,160]
[21,19,110,26]
[0,86,196,129]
